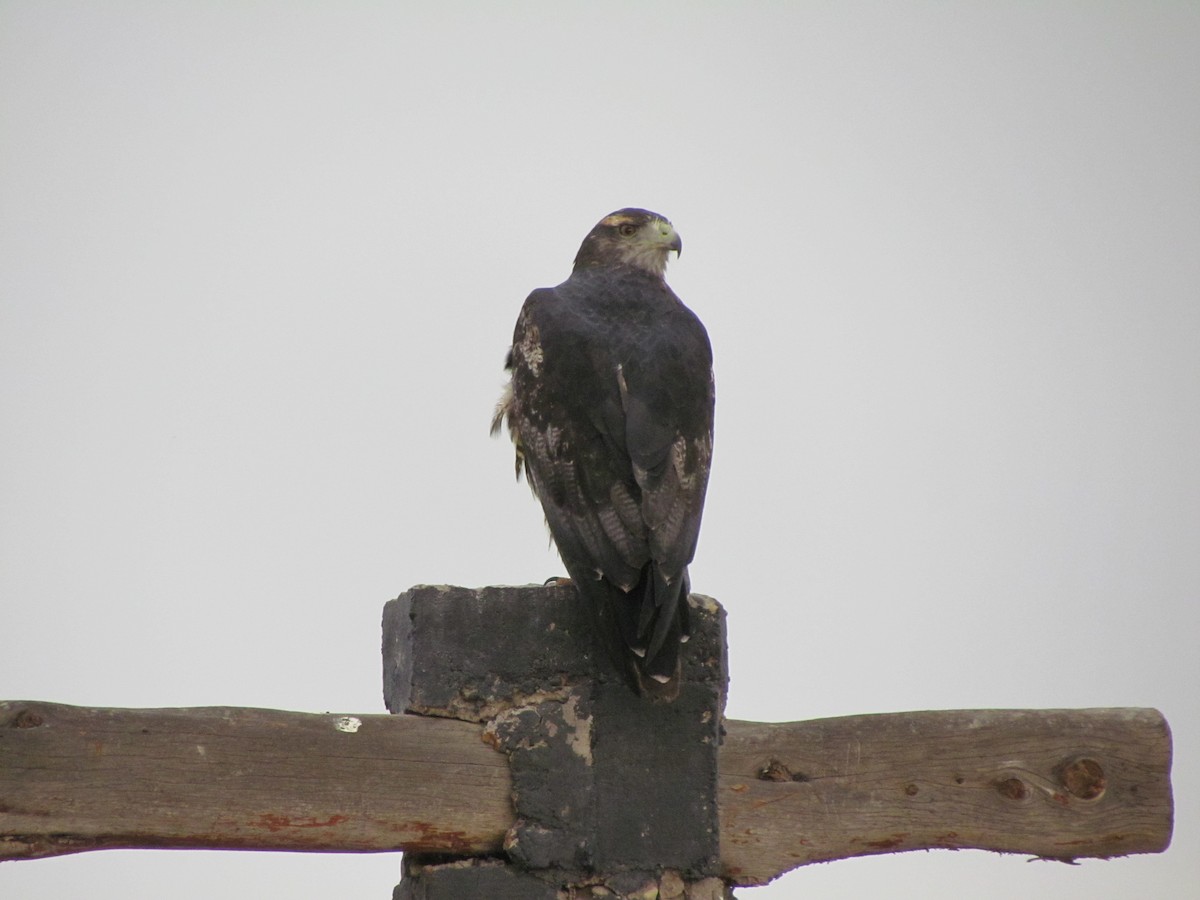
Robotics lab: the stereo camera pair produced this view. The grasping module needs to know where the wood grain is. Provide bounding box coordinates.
[0,702,1172,886]
[0,704,511,859]
[718,708,1172,885]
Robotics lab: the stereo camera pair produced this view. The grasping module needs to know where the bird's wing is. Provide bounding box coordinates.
[619,348,714,578]
[613,306,714,663]
[507,287,651,593]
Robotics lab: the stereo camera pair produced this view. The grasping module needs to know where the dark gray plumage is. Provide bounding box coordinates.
[492,208,715,698]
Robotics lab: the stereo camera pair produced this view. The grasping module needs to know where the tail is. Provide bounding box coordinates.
[584,564,691,701]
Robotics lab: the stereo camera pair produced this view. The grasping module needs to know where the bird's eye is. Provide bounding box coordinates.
[617,223,638,237]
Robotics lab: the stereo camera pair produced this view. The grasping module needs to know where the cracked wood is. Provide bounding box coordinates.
[0,702,1173,886]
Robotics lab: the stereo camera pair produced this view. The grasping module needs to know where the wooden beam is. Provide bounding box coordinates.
[0,702,1172,886]
[0,703,510,859]
[719,708,1172,885]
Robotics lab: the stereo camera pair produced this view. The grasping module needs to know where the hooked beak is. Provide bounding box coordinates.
[658,222,682,258]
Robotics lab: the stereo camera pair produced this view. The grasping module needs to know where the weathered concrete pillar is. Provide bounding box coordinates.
[383,584,730,899]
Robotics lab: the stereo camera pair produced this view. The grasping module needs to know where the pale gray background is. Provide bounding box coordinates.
[2,3,1197,898]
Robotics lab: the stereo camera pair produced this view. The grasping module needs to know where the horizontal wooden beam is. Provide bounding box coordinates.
[718,707,1172,884]
[0,703,507,859]
[0,702,1172,886]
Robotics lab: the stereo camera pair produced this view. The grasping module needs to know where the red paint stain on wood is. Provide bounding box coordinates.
[864,833,908,850]
[251,813,349,832]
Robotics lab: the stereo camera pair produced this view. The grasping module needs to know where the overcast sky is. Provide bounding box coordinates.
[2,3,1198,898]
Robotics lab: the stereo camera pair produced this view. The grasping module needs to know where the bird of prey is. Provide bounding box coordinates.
[492,208,714,699]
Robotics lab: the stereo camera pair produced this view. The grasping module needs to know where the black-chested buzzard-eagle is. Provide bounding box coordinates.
[492,208,715,699]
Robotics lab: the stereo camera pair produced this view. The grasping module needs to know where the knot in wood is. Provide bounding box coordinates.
[756,758,808,783]
[1059,757,1106,800]
[10,708,44,728]
[996,777,1029,801]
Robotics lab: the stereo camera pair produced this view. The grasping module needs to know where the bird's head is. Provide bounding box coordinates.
[572,208,682,278]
